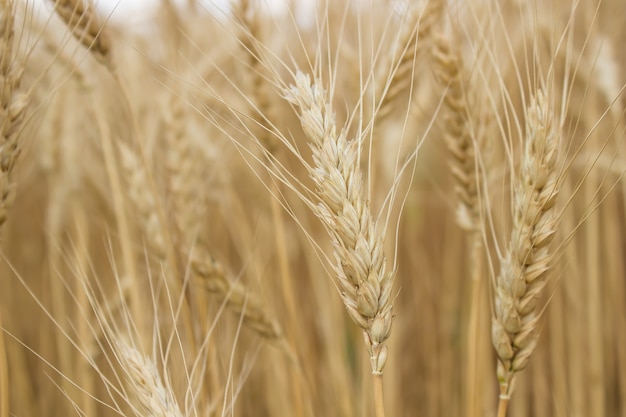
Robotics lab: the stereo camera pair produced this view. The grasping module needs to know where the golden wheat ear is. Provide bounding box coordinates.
[283,71,395,417]
[112,339,185,417]
[492,89,561,416]
[374,0,443,122]
[431,24,493,417]
[0,0,27,233]
[50,0,112,67]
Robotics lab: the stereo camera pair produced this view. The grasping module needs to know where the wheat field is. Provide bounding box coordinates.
[0,0,625,416]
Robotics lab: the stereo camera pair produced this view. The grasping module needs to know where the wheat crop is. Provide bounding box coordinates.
[0,1,624,417]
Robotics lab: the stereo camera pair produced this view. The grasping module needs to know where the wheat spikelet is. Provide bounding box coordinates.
[0,0,26,232]
[51,0,112,66]
[492,90,560,403]
[284,72,394,375]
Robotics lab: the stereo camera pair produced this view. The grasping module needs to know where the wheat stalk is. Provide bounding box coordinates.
[284,71,395,417]
[492,90,561,416]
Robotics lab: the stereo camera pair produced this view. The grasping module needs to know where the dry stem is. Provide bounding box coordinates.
[0,312,7,417]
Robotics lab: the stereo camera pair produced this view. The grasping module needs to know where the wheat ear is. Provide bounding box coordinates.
[375,0,442,121]
[114,339,184,417]
[432,30,488,417]
[119,142,168,258]
[284,71,394,416]
[492,90,560,416]
[191,248,282,340]
[163,93,202,245]
[432,34,485,231]
[119,140,281,340]
[235,0,278,152]
[51,0,112,67]
[0,0,26,234]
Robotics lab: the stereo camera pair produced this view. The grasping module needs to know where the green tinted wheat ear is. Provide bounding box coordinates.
[284,72,394,417]
[492,90,561,417]
[0,0,27,233]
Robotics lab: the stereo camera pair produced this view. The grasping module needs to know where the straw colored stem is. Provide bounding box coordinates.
[497,391,510,417]
[71,203,95,417]
[373,373,385,417]
[465,231,483,417]
[269,181,308,417]
[92,96,142,333]
[0,312,8,417]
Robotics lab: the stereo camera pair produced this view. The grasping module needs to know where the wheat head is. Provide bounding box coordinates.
[492,90,561,397]
[284,71,394,375]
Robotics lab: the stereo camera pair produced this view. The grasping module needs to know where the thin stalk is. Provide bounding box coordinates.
[373,373,386,417]
[0,312,8,417]
[465,231,483,417]
[269,180,308,417]
[496,386,510,417]
[92,94,142,333]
